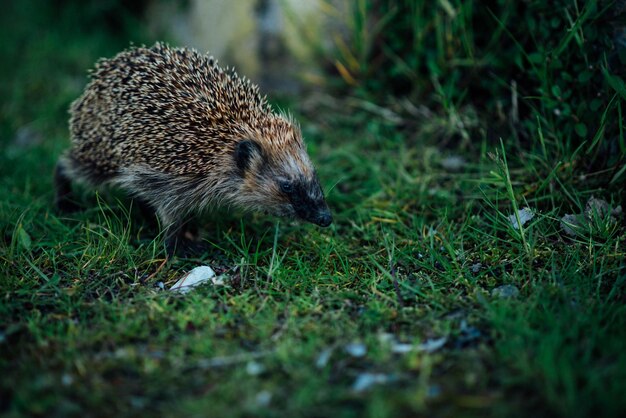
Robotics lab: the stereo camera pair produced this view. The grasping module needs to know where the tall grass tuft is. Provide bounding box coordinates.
[323,0,626,190]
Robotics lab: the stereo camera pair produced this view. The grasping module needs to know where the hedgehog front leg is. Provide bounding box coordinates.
[54,159,80,213]
[156,209,198,258]
[157,212,205,258]
[164,222,184,258]
[162,217,204,258]
[154,208,181,258]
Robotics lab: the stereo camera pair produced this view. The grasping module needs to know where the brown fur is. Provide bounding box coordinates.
[56,43,331,255]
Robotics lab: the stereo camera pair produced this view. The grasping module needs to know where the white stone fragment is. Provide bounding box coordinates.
[170,266,217,293]
[509,207,534,230]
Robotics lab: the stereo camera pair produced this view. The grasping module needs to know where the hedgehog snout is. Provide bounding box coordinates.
[293,198,332,228]
[313,207,333,227]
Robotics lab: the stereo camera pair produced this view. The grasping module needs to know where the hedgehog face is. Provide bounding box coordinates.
[274,174,332,227]
[234,139,332,227]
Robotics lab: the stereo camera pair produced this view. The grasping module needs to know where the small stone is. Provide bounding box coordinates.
[440,155,466,171]
[584,196,610,220]
[451,320,484,349]
[491,284,519,299]
[352,373,394,393]
[417,337,448,353]
[390,343,414,354]
[344,342,367,358]
[471,263,482,273]
[315,348,333,369]
[509,207,534,230]
[560,214,582,236]
[246,360,265,376]
[254,390,272,406]
[61,373,73,386]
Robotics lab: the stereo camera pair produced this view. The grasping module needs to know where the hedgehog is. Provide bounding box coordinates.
[55,42,332,255]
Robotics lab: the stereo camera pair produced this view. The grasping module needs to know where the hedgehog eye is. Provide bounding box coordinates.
[279,181,294,194]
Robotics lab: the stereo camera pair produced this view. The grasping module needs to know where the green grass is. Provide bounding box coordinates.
[1,1,626,417]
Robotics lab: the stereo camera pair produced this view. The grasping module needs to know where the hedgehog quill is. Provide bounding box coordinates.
[55,43,332,255]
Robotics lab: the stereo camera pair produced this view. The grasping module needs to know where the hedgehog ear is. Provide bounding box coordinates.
[235,139,262,173]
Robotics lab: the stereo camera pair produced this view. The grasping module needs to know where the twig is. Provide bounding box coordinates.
[146,258,167,282]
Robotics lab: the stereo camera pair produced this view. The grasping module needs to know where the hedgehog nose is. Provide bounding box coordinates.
[316,210,333,227]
